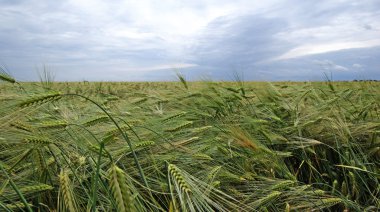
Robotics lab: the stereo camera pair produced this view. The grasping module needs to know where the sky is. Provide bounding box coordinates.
[0,0,379,81]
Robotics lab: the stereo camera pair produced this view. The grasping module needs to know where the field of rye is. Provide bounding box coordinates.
[0,72,379,211]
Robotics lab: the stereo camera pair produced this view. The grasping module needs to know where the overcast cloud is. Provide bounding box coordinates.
[0,0,379,81]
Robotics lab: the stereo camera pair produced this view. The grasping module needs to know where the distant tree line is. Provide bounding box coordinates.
[352,79,379,82]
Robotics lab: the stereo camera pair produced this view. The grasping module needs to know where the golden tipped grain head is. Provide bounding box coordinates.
[108,164,134,212]
[58,170,77,212]
[168,164,191,193]
[285,202,290,212]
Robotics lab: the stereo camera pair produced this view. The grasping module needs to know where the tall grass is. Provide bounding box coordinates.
[0,77,379,211]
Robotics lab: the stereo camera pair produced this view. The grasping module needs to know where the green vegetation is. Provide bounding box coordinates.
[0,74,379,211]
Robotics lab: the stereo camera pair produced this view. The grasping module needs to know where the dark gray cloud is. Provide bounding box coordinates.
[183,0,380,81]
[191,15,290,65]
[185,15,292,80]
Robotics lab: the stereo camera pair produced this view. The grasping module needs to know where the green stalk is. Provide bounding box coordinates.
[91,142,104,212]
[0,164,33,212]
[0,202,12,212]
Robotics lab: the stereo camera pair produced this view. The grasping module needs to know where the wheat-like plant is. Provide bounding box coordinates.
[19,92,62,107]
[58,169,77,212]
[108,164,135,212]
[168,164,191,194]
[0,79,379,211]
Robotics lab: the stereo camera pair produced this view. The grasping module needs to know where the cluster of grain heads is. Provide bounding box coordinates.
[58,169,77,212]
[108,164,135,212]
[167,161,250,211]
[0,79,379,211]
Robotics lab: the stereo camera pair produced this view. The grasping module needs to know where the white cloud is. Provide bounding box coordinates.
[274,39,380,60]
[121,63,198,72]
[352,63,363,68]
[272,8,380,60]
